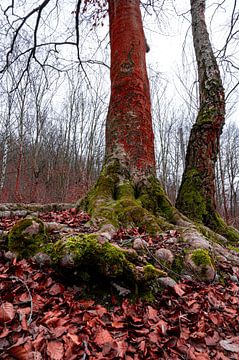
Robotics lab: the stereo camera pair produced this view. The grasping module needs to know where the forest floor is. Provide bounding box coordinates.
[0,208,239,359]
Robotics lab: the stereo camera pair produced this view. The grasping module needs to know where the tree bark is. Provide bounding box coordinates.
[176,0,226,230]
[106,0,155,177]
[78,0,178,232]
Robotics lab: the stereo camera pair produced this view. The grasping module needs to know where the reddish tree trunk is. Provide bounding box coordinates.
[106,0,155,177]
[176,0,225,228]
[79,0,176,232]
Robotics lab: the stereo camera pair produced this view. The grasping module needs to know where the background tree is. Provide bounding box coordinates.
[176,0,239,240]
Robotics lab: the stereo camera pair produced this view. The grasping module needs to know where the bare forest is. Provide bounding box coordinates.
[0,1,239,227]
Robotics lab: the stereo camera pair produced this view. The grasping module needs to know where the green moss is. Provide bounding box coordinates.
[59,234,136,281]
[44,240,66,264]
[191,249,212,267]
[227,244,239,253]
[197,213,239,244]
[212,213,239,242]
[176,166,239,242]
[172,254,185,275]
[140,291,155,303]
[138,176,177,224]
[78,159,174,234]
[176,168,208,223]
[196,107,216,126]
[115,180,135,199]
[143,264,166,281]
[8,217,47,258]
[65,234,101,264]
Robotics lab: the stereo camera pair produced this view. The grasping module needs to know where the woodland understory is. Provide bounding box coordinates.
[1,0,239,358]
[0,205,239,359]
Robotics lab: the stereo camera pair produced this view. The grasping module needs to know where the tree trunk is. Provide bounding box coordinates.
[175,0,237,239]
[78,0,178,233]
[106,0,155,177]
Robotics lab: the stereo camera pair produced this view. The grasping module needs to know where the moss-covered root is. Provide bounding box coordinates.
[8,217,47,258]
[44,234,166,291]
[77,158,179,234]
[176,168,239,242]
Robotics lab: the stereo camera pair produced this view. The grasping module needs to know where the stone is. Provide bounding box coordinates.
[14,210,28,217]
[229,274,239,283]
[0,211,11,218]
[158,276,177,288]
[185,251,216,282]
[32,253,51,267]
[45,222,65,231]
[133,238,147,250]
[8,217,47,258]
[4,251,16,260]
[155,248,174,264]
[22,221,41,236]
[165,238,177,245]
[60,254,75,268]
[98,224,116,241]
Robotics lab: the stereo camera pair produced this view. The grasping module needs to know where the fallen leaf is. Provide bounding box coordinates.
[220,337,239,352]
[95,329,113,346]
[0,302,15,322]
[174,283,185,296]
[49,283,65,295]
[147,306,158,321]
[67,333,81,345]
[47,341,64,359]
[205,331,220,346]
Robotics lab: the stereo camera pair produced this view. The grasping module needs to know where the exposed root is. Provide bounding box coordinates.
[77,158,181,234]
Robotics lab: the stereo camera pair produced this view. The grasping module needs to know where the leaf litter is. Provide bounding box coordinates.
[0,209,239,359]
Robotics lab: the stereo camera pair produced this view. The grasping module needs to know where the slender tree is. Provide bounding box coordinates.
[176,0,239,240]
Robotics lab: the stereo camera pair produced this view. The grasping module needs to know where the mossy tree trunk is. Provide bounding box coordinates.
[175,0,238,240]
[78,0,180,232]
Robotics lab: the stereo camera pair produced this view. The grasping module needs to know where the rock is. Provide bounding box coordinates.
[155,248,174,264]
[229,274,239,283]
[165,238,177,245]
[184,230,211,250]
[4,251,16,260]
[0,205,9,211]
[59,254,75,268]
[133,238,147,250]
[32,253,51,268]
[22,221,41,236]
[14,210,28,217]
[98,224,116,241]
[30,212,39,217]
[158,277,177,288]
[181,274,193,281]
[0,211,11,218]
[8,217,47,258]
[185,249,216,282]
[45,222,65,232]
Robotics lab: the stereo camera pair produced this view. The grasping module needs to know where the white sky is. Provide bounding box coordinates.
[144,0,239,125]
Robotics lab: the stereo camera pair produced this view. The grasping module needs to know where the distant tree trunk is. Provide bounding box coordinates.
[176,0,226,231]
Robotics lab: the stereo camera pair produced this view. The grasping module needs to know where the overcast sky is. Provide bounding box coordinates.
[143,0,239,125]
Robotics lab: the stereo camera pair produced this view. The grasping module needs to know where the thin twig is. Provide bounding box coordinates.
[10,275,33,325]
